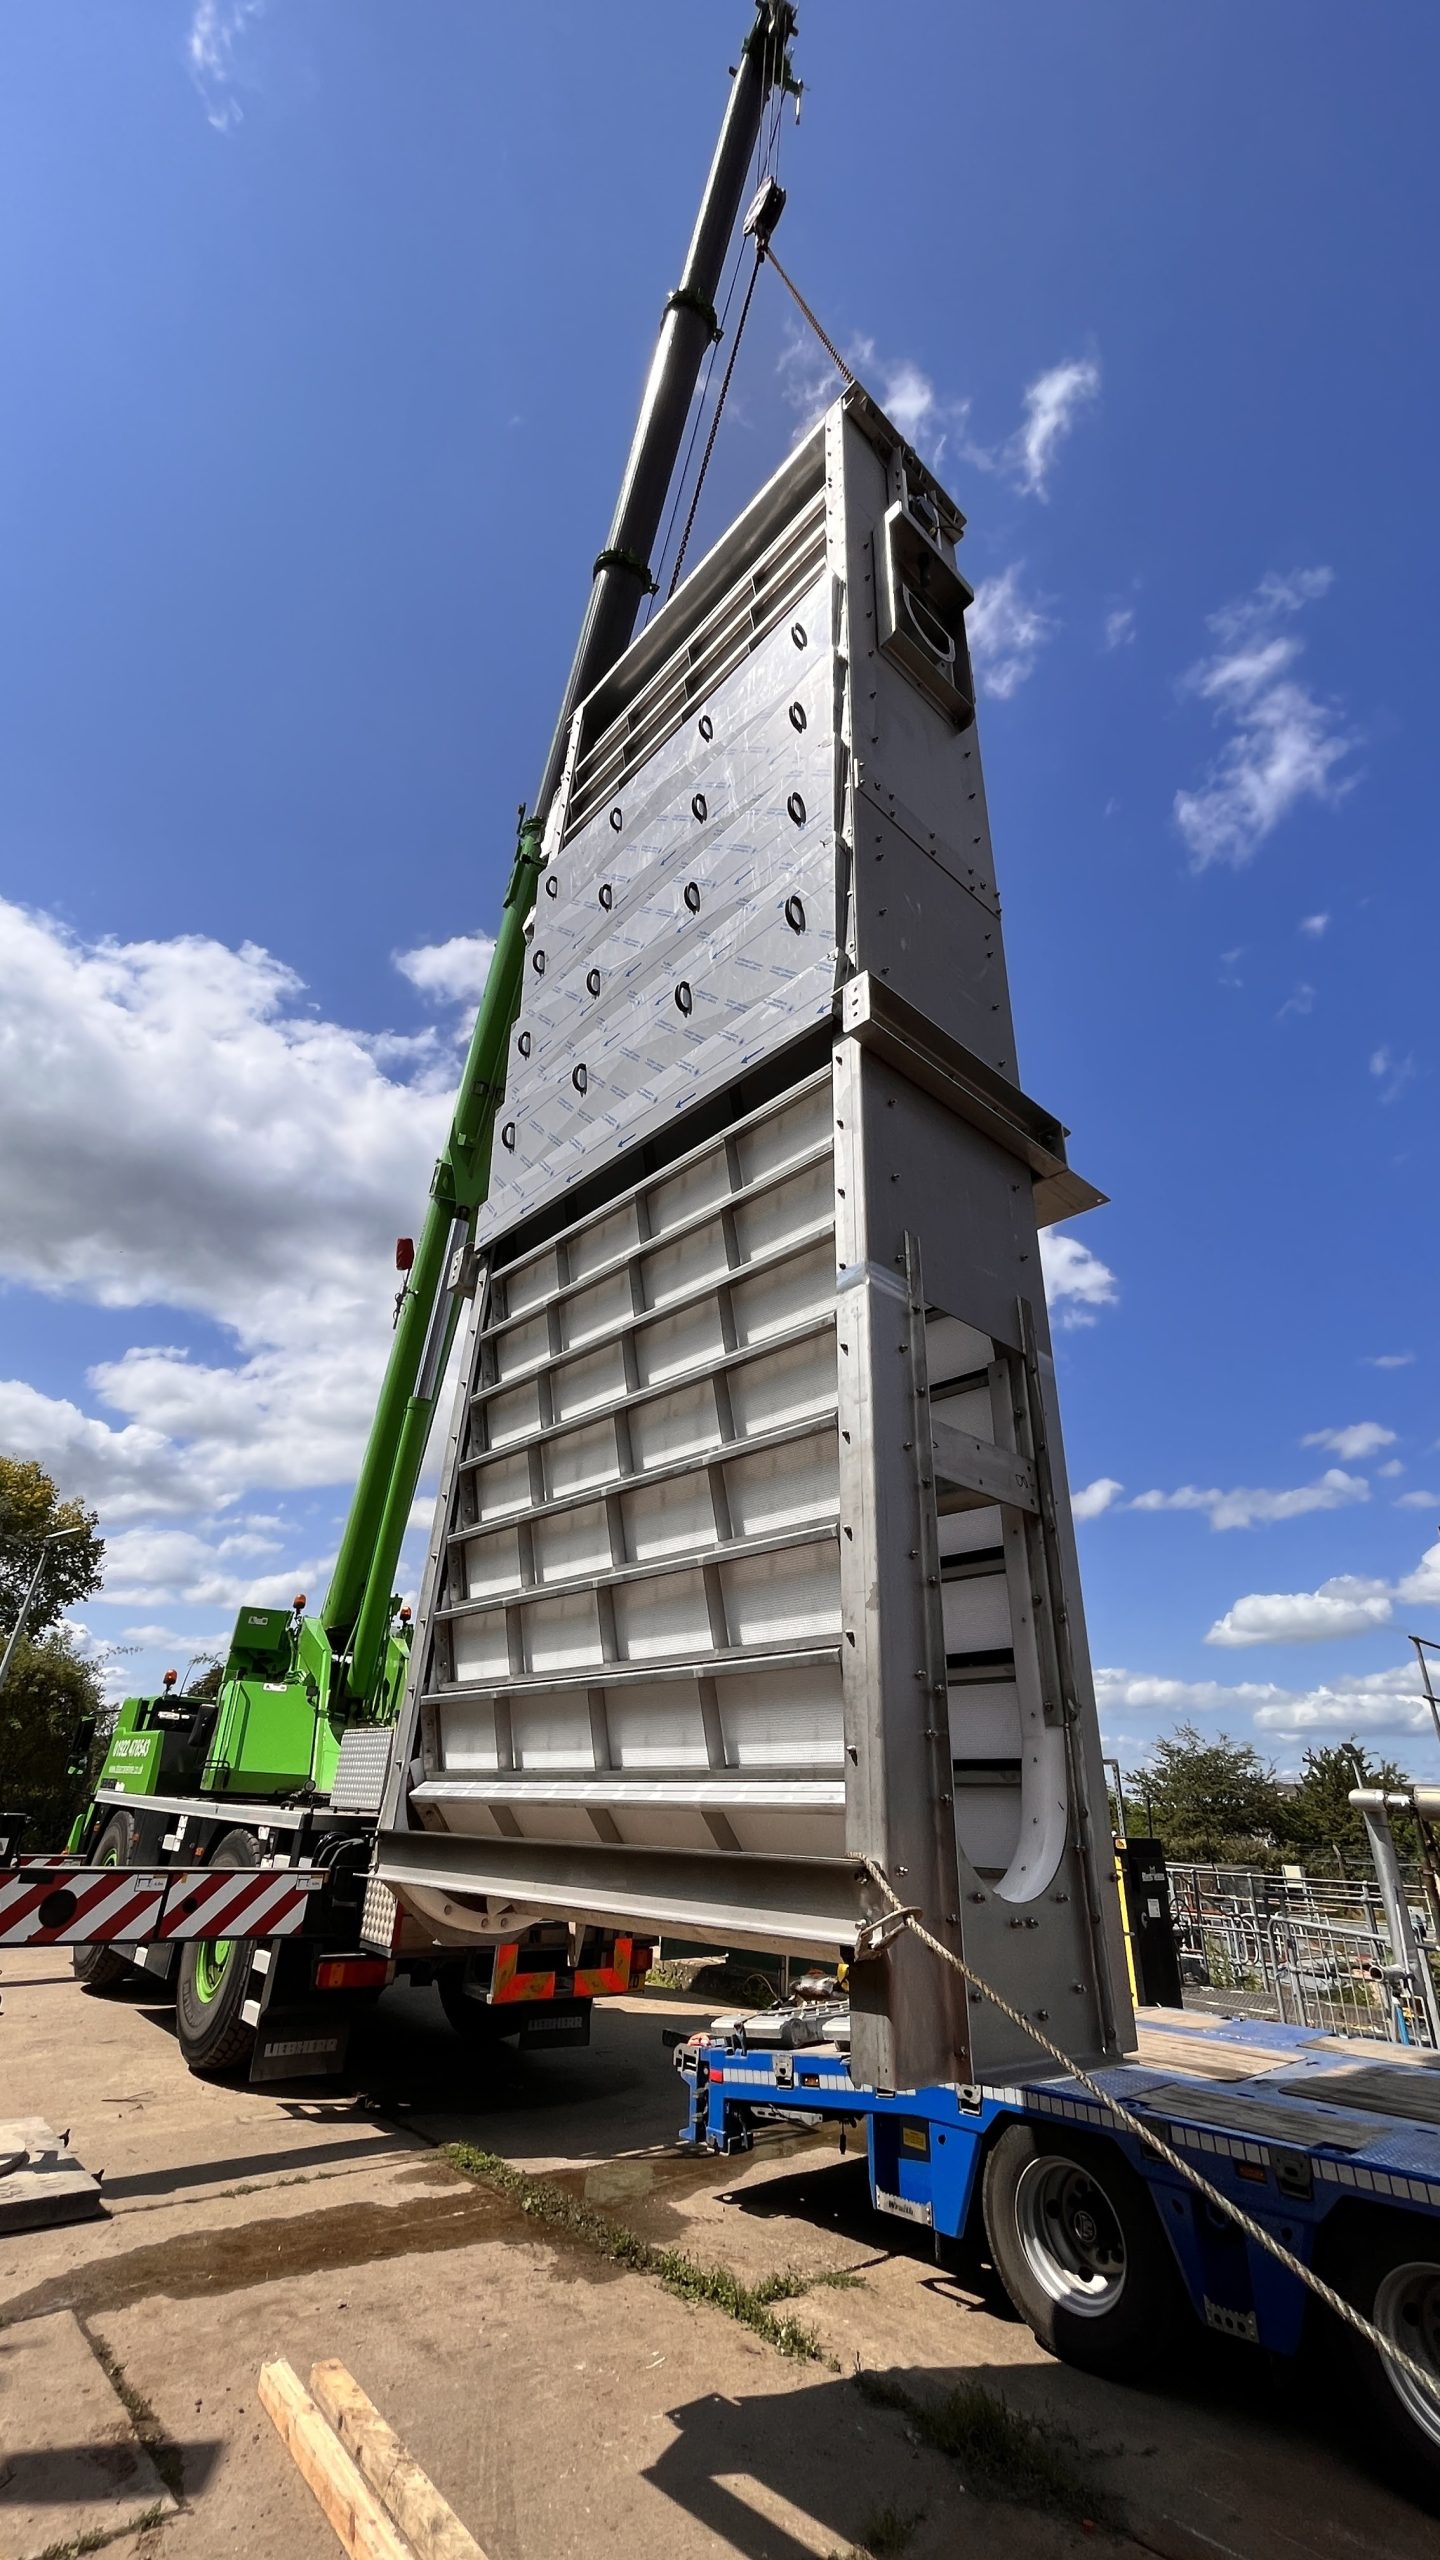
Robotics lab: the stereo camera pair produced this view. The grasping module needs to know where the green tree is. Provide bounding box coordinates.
[1138,1724,1286,1866]
[0,1457,108,1849]
[0,1632,106,1849]
[1278,1740,1412,1877]
[0,1455,104,1635]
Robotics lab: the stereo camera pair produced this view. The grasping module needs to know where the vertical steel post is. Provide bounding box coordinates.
[0,1526,86,1699]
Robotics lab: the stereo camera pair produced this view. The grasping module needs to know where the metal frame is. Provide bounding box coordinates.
[384,388,1131,2086]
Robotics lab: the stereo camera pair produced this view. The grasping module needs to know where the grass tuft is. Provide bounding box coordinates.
[855,2372,1114,2527]
[445,2143,828,2362]
[33,2508,168,2560]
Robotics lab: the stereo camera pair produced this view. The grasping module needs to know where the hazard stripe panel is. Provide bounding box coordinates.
[0,1864,327,1945]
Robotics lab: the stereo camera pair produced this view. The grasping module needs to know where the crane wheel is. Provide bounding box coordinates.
[72,1810,139,1995]
[174,1828,259,2075]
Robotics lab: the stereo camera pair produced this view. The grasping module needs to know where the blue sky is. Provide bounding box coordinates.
[1,2,1437,1775]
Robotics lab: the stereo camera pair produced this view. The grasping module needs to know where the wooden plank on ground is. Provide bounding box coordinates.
[259,2358,412,2560]
[309,2360,490,2560]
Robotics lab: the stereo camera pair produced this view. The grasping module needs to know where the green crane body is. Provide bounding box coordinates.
[83,4,797,1829]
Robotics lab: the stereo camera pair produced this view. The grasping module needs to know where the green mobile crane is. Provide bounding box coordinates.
[63,4,800,2077]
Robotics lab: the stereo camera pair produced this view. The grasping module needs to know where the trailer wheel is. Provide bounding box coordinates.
[72,1811,138,1994]
[982,2122,1187,2379]
[174,1828,258,2076]
[1326,2212,1440,2509]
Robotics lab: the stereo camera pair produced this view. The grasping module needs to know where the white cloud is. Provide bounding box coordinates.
[1369,1045,1418,1106]
[1173,568,1355,869]
[1012,359,1101,499]
[1302,1421,1397,1461]
[1201,1530,1440,1656]
[1299,912,1330,937]
[1103,607,1135,650]
[0,1377,212,1525]
[777,335,1098,504]
[1277,982,1315,1022]
[1376,1459,1406,1480]
[0,899,452,1598]
[1096,1662,1432,1746]
[1205,1577,1394,1647]
[1039,1229,1118,1328]
[1396,1490,1440,1511]
[121,1624,228,1652]
[1395,1539,1440,1611]
[967,566,1055,699]
[1366,1351,1415,1370]
[877,358,937,444]
[1251,1666,1432,1739]
[187,0,266,131]
[1127,1468,1368,1531]
[1095,1668,1291,1717]
[775,330,844,435]
[1072,1477,1124,1522]
[395,933,496,1008]
[99,1524,324,1612]
[1218,947,1245,989]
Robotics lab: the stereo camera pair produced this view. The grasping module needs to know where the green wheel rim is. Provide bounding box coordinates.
[193,1937,233,2003]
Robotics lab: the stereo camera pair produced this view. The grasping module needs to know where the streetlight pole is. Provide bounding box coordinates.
[0,1525,87,1699]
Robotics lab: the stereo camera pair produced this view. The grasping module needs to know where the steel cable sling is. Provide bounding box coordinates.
[858,1854,1438,2403]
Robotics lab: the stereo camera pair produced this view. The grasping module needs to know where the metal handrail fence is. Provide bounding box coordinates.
[1168,1860,1440,2047]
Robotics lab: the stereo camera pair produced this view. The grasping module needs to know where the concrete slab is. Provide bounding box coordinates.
[94,2221,1117,2560]
[565,2131,1437,2560]
[0,2308,176,2560]
[0,1950,1434,2559]
[0,2120,103,2233]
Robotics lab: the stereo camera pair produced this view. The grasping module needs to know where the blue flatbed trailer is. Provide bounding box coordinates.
[675,2002,1440,2504]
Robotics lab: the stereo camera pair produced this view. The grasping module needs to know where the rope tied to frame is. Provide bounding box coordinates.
[857,1853,1440,2404]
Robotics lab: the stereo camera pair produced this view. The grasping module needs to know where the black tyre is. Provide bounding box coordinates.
[982,2121,1190,2379]
[72,1810,139,1994]
[1326,2211,1440,2509]
[437,1966,512,2045]
[174,1828,258,2076]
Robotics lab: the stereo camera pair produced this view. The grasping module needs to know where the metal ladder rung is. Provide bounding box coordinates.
[928,1413,1037,1514]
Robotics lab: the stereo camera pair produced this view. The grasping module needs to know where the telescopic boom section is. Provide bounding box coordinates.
[324,4,798,1699]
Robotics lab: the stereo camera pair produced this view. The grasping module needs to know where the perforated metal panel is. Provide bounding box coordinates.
[382,390,1131,2088]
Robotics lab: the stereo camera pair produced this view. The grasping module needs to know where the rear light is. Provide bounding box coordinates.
[315,1956,392,1992]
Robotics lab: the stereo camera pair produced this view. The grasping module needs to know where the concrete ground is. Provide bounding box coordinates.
[0,1953,1427,2560]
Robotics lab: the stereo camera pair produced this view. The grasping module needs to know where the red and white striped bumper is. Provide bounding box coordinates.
[0,1862,328,1946]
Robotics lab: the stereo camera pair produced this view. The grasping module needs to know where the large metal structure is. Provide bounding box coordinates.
[380,390,1132,2091]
